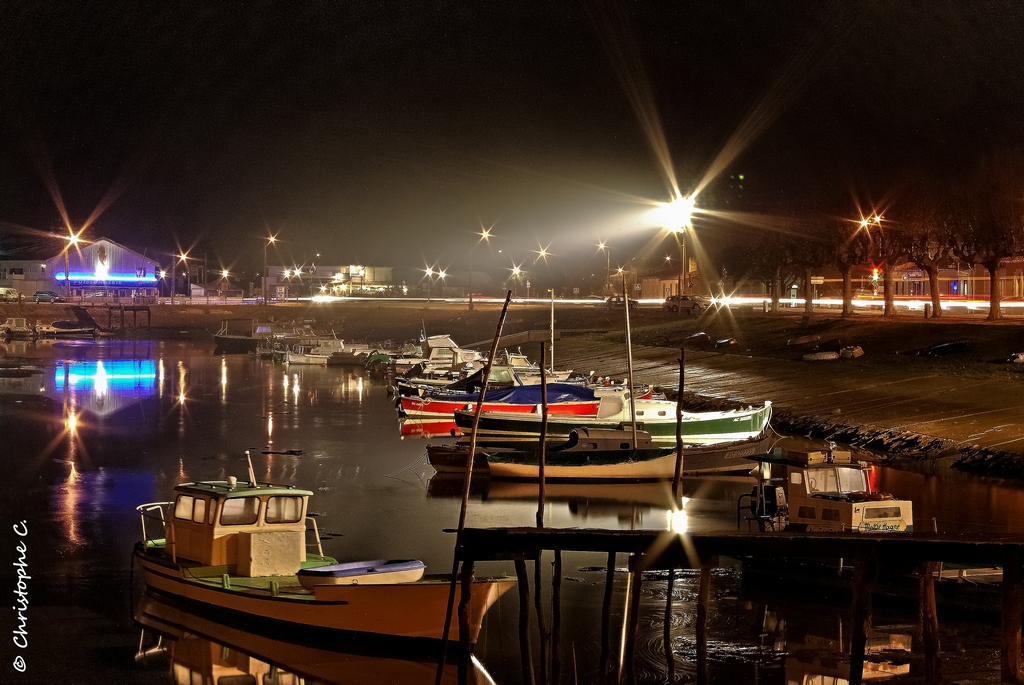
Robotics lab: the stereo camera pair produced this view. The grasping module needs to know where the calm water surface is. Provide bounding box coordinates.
[0,339,1014,683]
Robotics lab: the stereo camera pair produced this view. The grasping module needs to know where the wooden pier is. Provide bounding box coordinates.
[450,527,1024,684]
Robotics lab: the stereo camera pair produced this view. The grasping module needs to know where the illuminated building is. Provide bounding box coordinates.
[0,238,160,300]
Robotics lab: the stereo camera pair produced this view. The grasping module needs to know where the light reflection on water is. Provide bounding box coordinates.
[0,340,1016,683]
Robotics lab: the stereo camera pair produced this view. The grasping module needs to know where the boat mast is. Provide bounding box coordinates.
[622,277,637,446]
[549,288,555,372]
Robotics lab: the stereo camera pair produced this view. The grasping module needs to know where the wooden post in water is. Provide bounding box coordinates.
[535,342,550,685]
[621,277,637,446]
[672,346,685,499]
[696,564,711,685]
[599,552,616,680]
[435,291,513,685]
[458,560,475,683]
[664,571,676,683]
[918,561,941,684]
[551,549,562,685]
[1001,550,1022,683]
[849,547,875,685]
[538,343,548,528]
[622,554,644,684]
[516,559,538,685]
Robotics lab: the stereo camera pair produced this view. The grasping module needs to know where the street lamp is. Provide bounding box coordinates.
[660,195,695,315]
[263,235,277,304]
[63,232,80,300]
[470,227,492,311]
[510,264,523,298]
[424,267,434,302]
[178,253,189,303]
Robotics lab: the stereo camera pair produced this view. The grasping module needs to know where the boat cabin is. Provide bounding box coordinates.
[169,479,313,576]
[743,448,913,533]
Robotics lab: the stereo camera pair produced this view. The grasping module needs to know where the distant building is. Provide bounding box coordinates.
[267,264,393,298]
[0,238,160,300]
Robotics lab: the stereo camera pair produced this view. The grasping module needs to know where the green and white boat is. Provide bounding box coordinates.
[453,396,772,447]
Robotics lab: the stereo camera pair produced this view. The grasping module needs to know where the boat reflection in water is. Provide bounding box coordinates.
[134,591,498,685]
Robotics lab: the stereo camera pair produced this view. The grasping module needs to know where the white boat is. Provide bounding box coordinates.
[742,446,914,533]
[34,320,96,338]
[454,396,773,446]
[0,317,34,339]
[285,338,349,365]
[391,335,486,375]
[499,350,573,383]
[133,470,514,647]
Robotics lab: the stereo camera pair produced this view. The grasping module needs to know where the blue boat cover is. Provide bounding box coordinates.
[425,383,596,405]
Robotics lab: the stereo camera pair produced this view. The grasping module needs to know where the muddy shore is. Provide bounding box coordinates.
[4,299,1023,479]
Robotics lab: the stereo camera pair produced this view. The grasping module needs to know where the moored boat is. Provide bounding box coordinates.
[740,446,914,533]
[454,397,773,446]
[400,383,601,419]
[1,317,35,339]
[133,471,515,647]
[134,591,497,684]
[34,319,96,338]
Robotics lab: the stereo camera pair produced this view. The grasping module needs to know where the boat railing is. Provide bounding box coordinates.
[304,516,324,558]
[136,502,173,549]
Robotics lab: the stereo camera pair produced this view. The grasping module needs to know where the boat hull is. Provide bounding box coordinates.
[454,402,772,446]
[213,334,261,354]
[134,547,513,645]
[483,434,774,480]
[134,591,495,683]
[402,397,599,419]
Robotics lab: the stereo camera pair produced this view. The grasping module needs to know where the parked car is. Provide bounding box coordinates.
[605,295,639,310]
[0,287,19,302]
[662,294,708,315]
[33,290,66,303]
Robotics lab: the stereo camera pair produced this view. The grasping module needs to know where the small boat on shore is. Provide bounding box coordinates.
[34,320,96,338]
[133,468,514,648]
[1,317,34,339]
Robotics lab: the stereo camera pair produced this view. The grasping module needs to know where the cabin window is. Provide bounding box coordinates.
[266,496,304,524]
[657,411,667,416]
[864,506,902,520]
[220,497,260,525]
[207,503,217,525]
[173,495,194,520]
[821,508,841,522]
[837,469,868,492]
[192,498,207,524]
[797,506,816,519]
[790,473,803,486]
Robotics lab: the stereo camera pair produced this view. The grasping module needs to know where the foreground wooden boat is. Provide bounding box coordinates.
[134,591,498,684]
[134,475,514,649]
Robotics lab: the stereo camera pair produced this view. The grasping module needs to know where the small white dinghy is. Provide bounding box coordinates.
[297,559,426,589]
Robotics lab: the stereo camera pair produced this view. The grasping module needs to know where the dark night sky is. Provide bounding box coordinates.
[2,1,1023,278]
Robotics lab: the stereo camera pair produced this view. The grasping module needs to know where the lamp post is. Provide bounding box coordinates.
[263,235,277,305]
[61,231,81,300]
[510,265,522,299]
[661,195,695,316]
[598,242,611,293]
[178,253,189,304]
[470,227,491,311]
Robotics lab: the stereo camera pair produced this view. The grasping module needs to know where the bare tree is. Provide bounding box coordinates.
[945,152,1024,321]
[826,217,871,316]
[897,186,951,318]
